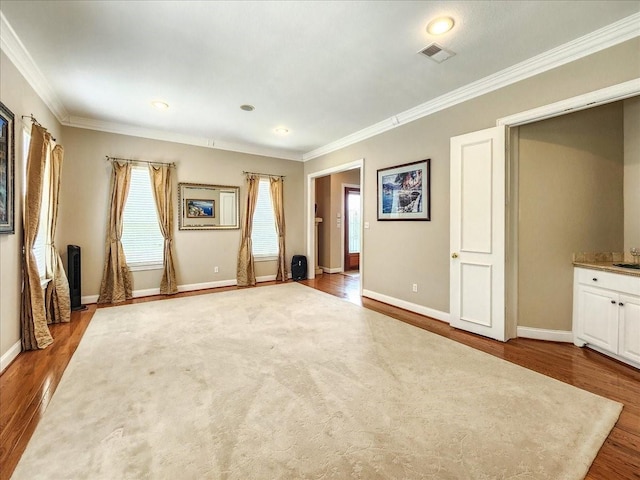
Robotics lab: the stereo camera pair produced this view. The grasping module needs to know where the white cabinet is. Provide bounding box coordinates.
[576,285,619,352]
[573,268,640,368]
[618,294,640,364]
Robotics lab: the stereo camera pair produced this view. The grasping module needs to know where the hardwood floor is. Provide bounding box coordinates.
[1,274,639,479]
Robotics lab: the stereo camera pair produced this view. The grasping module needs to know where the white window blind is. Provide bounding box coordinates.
[251,178,278,259]
[33,162,49,278]
[23,129,47,278]
[121,166,164,268]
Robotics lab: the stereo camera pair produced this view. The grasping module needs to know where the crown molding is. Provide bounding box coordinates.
[3,8,638,163]
[497,78,640,127]
[208,139,303,162]
[302,12,640,161]
[64,116,303,161]
[0,11,69,122]
[1,10,302,161]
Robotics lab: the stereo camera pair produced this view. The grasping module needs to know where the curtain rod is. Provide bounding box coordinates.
[22,114,56,141]
[242,170,285,179]
[106,156,176,168]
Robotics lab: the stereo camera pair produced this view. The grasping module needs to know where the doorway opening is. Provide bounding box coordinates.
[344,186,361,275]
[306,160,363,295]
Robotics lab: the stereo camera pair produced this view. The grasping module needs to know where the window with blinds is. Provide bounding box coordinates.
[23,129,47,279]
[251,178,278,259]
[121,166,164,269]
[33,161,49,278]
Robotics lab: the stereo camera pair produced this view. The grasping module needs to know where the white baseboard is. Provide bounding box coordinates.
[256,273,293,282]
[256,275,275,283]
[517,326,573,343]
[81,274,291,305]
[177,279,237,293]
[132,287,161,298]
[1,340,22,373]
[361,289,450,323]
[81,294,99,305]
[321,267,343,274]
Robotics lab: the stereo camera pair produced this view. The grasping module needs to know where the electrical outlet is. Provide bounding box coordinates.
[412,283,418,293]
[214,266,219,273]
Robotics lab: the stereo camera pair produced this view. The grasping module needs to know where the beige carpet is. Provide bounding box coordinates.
[13,283,621,479]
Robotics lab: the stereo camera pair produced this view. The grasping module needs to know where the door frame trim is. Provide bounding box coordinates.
[497,79,639,127]
[306,160,364,294]
[497,78,639,340]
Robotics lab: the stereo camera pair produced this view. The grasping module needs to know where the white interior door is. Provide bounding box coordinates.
[450,126,506,341]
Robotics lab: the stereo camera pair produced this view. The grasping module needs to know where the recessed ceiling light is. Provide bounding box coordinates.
[274,127,289,135]
[240,104,255,111]
[426,16,455,35]
[151,100,169,110]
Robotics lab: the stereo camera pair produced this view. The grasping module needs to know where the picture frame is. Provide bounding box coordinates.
[0,102,15,234]
[186,199,215,218]
[377,159,430,221]
[178,182,239,230]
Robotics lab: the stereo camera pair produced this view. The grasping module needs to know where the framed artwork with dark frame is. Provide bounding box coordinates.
[0,102,15,234]
[377,159,430,221]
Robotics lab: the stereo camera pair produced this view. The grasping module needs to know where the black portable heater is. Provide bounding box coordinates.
[291,255,307,281]
[68,245,87,311]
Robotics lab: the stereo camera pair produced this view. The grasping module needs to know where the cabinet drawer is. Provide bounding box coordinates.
[576,268,640,295]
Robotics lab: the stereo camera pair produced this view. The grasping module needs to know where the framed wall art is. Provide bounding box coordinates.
[377,159,430,221]
[186,199,215,218]
[178,182,239,230]
[0,102,15,234]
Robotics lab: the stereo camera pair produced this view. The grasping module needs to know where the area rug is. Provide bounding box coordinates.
[12,283,621,479]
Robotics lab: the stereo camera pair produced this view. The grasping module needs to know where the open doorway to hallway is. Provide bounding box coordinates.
[311,165,362,290]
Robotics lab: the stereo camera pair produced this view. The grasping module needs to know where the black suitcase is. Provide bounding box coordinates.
[291,255,307,280]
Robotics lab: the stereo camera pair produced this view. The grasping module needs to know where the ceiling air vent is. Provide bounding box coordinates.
[419,43,455,64]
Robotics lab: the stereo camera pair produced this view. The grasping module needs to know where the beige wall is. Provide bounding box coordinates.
[2,36,639,361]
[315,170,360,271]
[0,46,304,361]
[303,38,640,317]
[0,51,64,358]
[58,127,305,297]
[518,103,624,331]
[624,97,640,252]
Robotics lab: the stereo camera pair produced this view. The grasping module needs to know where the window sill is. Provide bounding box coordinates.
[129,263,163,272]
[254,255,278,262]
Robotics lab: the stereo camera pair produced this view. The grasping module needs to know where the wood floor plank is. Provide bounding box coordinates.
[1,275,638,479]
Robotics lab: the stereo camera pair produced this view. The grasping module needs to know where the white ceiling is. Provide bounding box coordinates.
[1,1,639,160]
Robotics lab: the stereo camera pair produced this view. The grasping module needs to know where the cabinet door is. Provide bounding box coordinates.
[577,285,619,352]
[618,294,640,364]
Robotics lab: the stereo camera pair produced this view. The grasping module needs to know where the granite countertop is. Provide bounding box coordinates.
[573,252,640,278]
